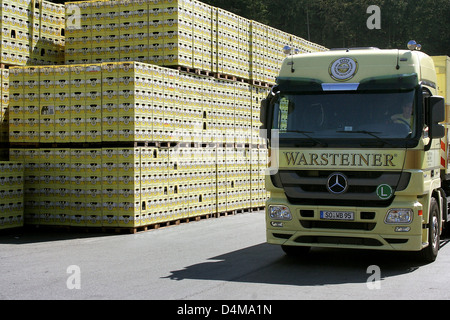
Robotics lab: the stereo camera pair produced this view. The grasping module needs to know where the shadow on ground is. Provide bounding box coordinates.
[165,238,450,287]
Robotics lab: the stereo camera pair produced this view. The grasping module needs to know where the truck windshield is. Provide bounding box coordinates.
[272,90,417,143]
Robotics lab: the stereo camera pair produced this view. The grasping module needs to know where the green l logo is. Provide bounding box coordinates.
[376,184,393,200]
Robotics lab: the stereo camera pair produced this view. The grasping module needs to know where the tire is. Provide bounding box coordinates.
[419,197,440,263]
[281,245,311,257]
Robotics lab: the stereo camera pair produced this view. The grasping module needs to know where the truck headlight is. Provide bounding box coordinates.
[269,205,292,221]
[385,209,413,224]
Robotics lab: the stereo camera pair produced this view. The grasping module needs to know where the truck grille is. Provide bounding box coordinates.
[299,220,376,231]
[294,235,384,247]
[274,170,410,207]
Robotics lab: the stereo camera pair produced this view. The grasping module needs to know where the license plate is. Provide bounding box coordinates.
[320,211,354,221]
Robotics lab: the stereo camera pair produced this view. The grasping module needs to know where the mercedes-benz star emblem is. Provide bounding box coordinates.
[327,173,348,195]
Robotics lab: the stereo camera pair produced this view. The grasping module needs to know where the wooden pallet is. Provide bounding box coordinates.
[18,207,265,235]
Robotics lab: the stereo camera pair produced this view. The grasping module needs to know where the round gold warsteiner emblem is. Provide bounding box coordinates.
[329,57,359,81]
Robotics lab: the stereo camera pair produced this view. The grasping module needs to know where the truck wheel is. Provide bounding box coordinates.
[420,197,440,263]
[281,245,310,257]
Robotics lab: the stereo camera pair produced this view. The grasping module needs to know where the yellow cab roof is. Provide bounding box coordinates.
[278,48,437,91]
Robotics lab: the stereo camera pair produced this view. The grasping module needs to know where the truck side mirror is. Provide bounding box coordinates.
[427,96,445,139]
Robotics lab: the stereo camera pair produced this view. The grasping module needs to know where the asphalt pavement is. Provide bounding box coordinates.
[1,211,450,301]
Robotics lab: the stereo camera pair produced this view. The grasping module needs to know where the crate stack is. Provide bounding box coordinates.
[1,0,326,231]
[8,61,270,228]
[64,0,327,85]
[8,62,183,144]
[8,62,266,147]
[0,161,24,230]
[0,69,24,230]
[8,145,265,228]
[0,0,65,66]
[1,69,9,156]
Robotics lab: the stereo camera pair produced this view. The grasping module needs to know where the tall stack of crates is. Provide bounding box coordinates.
[31,0,65,65]
[8,61,271,228]
[237,17,251,80]
[9,144,263,228]
[0,69,9,158]
[8,62,186,144]
[192,0,212,71]
[249,21,267,84]
[1,0,327,230]
[0,0,65,66]
[64,0,327,85]
[0,161,24,230]
[215,8,239,78]
[1,0,31,65]
[65,0,202,68]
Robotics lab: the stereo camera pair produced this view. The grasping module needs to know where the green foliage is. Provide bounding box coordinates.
[207,0,449,56]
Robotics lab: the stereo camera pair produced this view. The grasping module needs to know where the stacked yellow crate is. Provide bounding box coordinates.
[54,66,71,142]
[8,67,25,144]
[234,147,250,211]
[249,21,267,84]
[118,62,142,142]
[265,26,277,84]
[182,72,203,143]
[137,148,162,226]
[224,145,252,212]
[125,0,150,63]
[0,69,9,157]
[192,0,212,71]
[224,146,235,211]
[201,76,213,143]
[160,0,193,67]
[115,147,141,226]
[9,62,184,144]
[249,146,258,208]
[292,35,328,54]
[234,81,251,144]
[10,62,273,229]
[0,0,64,66]
[215,146,226,213]
[265,27,296,85]
[64,1,87,64]
[31,0,65,65]
[215,8,240,78]
[64,0,327,85]
[0,0,32,65]
[70,148,89,226]
[250,85,265,146]
[237,16,251,80]
[0,161,24,230]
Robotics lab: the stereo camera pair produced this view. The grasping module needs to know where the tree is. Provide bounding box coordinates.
[205,0,449,55]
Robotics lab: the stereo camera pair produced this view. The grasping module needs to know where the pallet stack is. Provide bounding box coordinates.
[8,145,268,228]
[8,61,269,229]
[8,62,263,145]
[0,161,24,230]
[1,69,9,157]
[64,0,328,85]
[1,0,327,231]
[0,0,65,66]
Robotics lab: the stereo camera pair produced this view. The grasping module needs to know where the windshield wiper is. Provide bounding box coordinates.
[284,130,328,147]
[336,130,396,147]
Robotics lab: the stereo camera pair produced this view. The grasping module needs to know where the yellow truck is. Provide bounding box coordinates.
[260,45,449,262]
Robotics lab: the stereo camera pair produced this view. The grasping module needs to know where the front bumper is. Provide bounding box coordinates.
[266,197,425,251]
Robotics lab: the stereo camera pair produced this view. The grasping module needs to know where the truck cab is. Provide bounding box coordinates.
[261,47,448,262]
